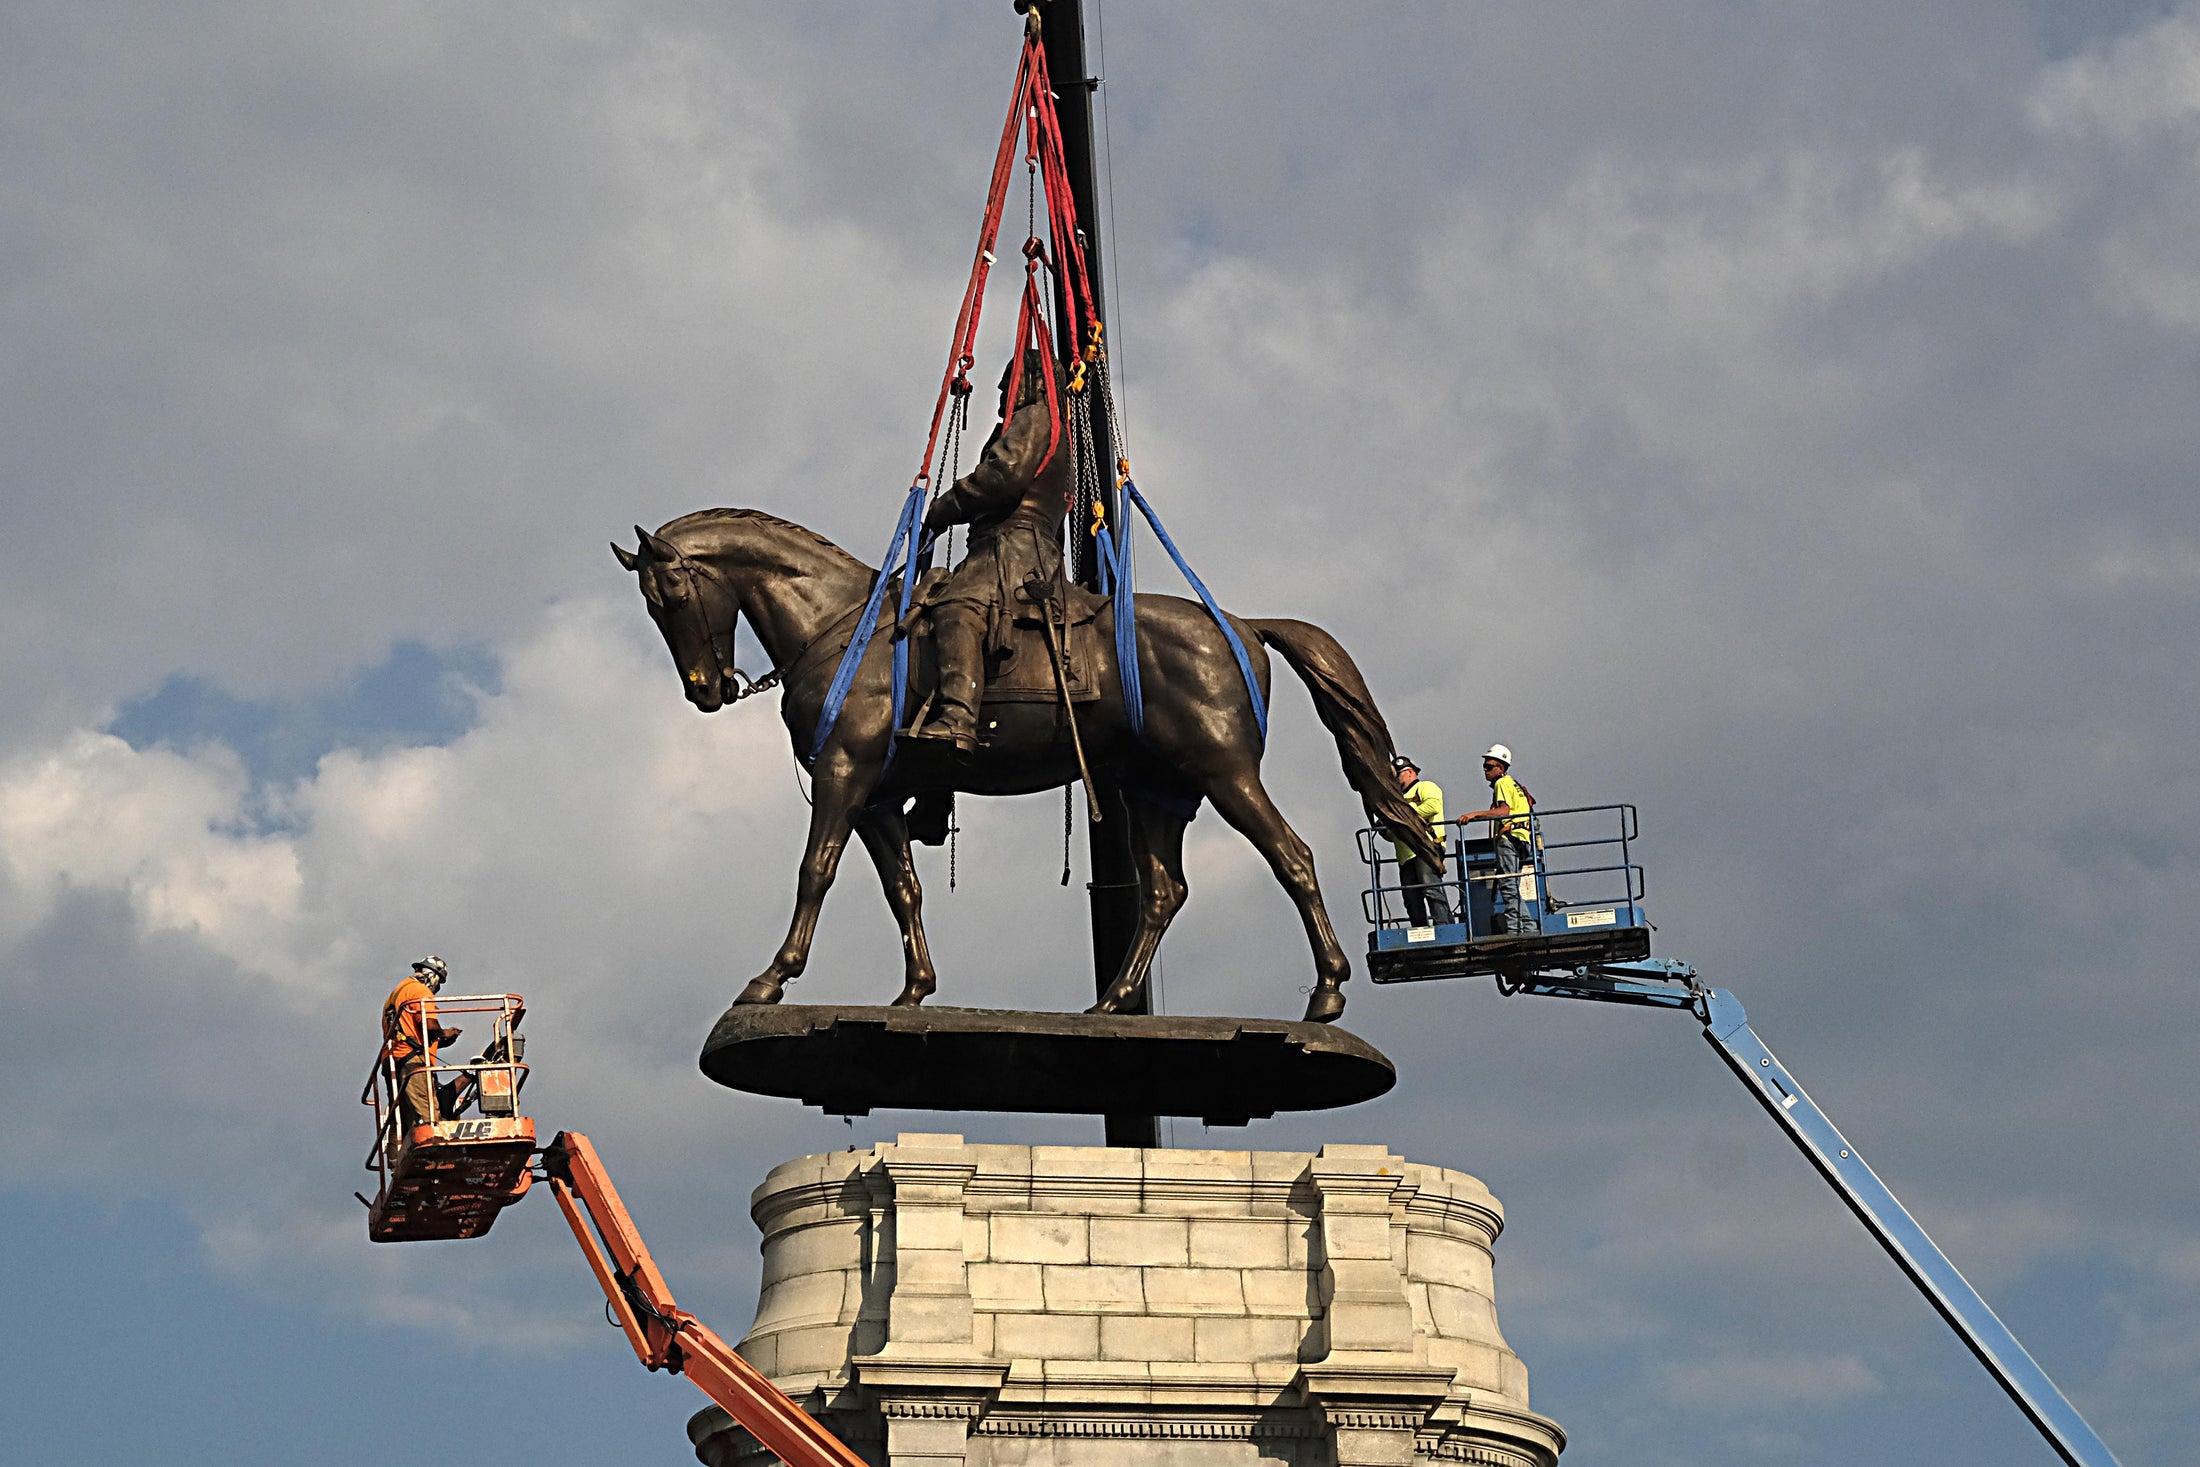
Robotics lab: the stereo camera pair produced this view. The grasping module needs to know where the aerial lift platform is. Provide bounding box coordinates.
[1360,808,2123,1467]
[358,996,869,1467]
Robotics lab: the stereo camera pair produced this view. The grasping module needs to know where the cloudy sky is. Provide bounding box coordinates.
[3,2,2196,1463]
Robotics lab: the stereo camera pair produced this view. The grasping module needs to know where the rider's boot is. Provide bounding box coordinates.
[908,602,983,753]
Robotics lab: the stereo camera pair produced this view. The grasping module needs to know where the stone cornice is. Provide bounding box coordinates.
[975,1416,1323,1440]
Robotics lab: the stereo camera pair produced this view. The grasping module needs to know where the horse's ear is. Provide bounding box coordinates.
[611,542,639,572]
[638,526,682,563]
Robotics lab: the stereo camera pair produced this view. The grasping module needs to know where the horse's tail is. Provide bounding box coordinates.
[1253,618,1443,866]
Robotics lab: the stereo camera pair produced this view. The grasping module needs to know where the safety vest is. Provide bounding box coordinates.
[1392,778,1447,862]
[1490,774,1533,844]
[382,976,437,1066]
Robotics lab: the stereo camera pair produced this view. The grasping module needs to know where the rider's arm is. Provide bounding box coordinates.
[925,396,1054,532]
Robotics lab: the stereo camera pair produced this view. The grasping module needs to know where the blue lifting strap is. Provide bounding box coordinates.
[1097,476,1266,745]
[807,482,929,771]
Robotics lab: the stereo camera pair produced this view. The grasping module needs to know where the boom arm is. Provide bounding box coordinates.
[1508,963,2121,1467]
[540,1132,871,1467]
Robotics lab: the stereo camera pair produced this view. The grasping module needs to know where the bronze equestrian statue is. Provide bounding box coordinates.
[614,440,1440,1025]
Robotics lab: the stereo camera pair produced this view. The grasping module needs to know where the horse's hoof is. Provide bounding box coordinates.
[735,977,785,1006]
[1302,985,1347,1024]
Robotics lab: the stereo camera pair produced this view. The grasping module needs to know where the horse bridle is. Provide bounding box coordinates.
[661,553,781,705]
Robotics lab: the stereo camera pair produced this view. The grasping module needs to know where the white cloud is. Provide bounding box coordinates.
[2030,6,2200,141]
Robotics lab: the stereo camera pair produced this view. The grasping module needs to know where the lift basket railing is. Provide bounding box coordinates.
[1358,802,1644,930]
[360,993,532,1178]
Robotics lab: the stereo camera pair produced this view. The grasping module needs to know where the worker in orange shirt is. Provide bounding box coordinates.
[382,956,463,1134]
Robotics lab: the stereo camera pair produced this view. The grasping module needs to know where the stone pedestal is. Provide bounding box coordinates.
[690,1135,1564,1467]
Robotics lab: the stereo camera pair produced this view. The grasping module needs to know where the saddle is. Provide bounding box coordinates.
[896,567,1104,709]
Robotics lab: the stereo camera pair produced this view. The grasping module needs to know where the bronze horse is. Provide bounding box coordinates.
[614,509,1439,1022]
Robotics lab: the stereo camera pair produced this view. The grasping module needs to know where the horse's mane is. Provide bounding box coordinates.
[659,507,867,572]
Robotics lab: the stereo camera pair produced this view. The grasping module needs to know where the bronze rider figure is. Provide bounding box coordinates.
[907,353,1070,753]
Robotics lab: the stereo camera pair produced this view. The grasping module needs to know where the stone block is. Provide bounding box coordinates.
[1500,1349,1530,1402]
[735,1331,776,1377]
[1252,1149,1316,1184]
[1098,1314,1195,1363]
[1242,1268,1316,1317]
[883,1413,975,1463]
[1141,1267,1246,1313]
[1040,1263,1145,1314]
[967,1261,1044,1310]
[1143,1148,1256,1183]
[1319,1211,1396,1262]
[767,1322,856,1381]
[1404,1232,1491,1291]
[886,1290,973,1347]
[758,1219,862,1288]
[1424,1282,1499,1340]
[754,1267,856,1329]
[991,1213,1089,1264]
[1283,1213,1316,1267]
[1330,1422,1420,1467]
[893,1205,969,1254]
[1032,1145,1142,1179]
[992,1311,1101,1360]
[1426,1337,1506,1393]
[1192,1315,1305,1363]
[893,1249,968,1296]
[1089,1215,1189,1266]
[1188,1218,1288,1268]
[966,1142,1034,1177]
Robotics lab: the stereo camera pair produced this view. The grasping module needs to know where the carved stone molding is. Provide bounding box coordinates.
[701,1136,1565,1467]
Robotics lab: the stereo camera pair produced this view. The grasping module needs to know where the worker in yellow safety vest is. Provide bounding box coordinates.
[1457,745,1536,934]
[1390,756,1455,926]
[382,956,463,1134]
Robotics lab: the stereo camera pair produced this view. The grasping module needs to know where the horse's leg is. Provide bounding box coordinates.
[736,778,866,1005]
[1202,770,1355,1023]
[1088,800,1192,1015]
[851,805,939,1007]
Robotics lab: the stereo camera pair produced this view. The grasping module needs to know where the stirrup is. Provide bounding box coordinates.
[907,712,977,753]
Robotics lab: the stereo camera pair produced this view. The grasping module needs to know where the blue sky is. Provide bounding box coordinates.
[4,3,2199,1465]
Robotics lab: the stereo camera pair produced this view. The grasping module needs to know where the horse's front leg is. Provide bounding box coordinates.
[736,778,866,1005]
[851,804,939,1006]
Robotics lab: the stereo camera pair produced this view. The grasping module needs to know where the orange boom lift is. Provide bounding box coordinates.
[359,994,869,1467]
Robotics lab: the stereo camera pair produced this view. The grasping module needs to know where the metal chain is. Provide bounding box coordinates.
[724,667,781,704]
[1095,338,1127,473]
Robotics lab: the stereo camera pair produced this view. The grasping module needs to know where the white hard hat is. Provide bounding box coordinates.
[1483,744,1512,766]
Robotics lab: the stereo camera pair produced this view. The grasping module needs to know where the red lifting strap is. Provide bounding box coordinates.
[913,25,1098,487]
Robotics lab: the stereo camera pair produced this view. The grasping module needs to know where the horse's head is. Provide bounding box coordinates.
[613,524,739,712]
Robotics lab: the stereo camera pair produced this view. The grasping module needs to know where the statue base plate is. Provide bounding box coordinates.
[698,1004,1395,1124]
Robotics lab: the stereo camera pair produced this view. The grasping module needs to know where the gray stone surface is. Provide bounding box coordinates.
[692,1137,1564,1467]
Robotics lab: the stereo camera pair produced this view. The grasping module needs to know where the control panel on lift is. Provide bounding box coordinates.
[1360,802,1652,983]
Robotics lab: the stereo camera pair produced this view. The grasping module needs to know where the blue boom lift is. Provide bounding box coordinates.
[1361,806,2122,1467]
